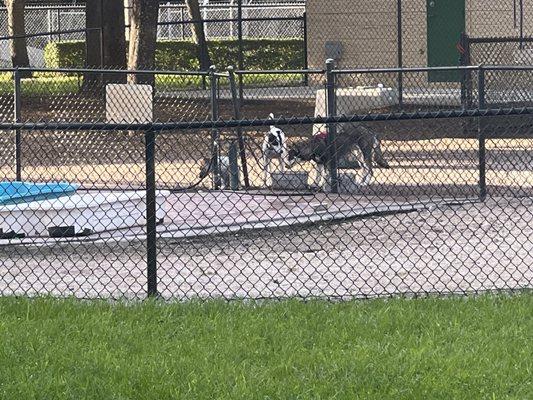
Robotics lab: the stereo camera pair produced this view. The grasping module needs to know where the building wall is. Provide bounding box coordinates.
[307,0,529,70]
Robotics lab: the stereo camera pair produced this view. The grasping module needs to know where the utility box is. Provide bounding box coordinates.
[325,41,343,62]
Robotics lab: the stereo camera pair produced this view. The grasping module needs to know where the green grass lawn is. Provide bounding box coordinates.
[0,72,304,96]
[0,294,531,399]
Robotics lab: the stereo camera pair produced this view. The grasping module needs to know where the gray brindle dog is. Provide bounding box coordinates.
[199,155,230,189]
[286,123,389,188]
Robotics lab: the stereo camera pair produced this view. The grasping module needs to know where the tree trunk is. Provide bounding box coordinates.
[83,0,126,90]
[83,0,103,89]
[102,0,127,83]
[185,0,212,71]
[102,0,127,70]
[127,0,159,86]
[6,0,31,78]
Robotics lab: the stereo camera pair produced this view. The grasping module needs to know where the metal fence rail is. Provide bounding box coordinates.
[0,64,532,300]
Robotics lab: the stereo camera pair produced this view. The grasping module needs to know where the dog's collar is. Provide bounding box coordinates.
[314,131,328,140]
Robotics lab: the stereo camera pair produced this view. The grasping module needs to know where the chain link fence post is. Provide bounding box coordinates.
[303,12,309,86]
[145,125,158,298]
[237,0,244,103]
[13,69,22,182]
[478,66,487,202]
[210,66,222,189]
[326,59,339,193]
[228,66,250,189]
[397,0,403,109]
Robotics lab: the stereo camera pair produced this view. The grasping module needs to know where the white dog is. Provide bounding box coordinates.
[262,113,288,186]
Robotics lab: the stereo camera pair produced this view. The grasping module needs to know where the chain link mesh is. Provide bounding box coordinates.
[0,66,532,300]
[0,3,305,68]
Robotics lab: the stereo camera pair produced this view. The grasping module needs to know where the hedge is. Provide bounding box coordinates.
[44,39,305,70]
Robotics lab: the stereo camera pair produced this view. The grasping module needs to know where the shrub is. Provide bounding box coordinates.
[44,39,305,70]
[44,41,87,69]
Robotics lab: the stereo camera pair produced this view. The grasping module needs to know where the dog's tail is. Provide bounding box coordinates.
[268,113,276,130]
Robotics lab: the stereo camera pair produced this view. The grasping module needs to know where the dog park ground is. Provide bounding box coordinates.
[1,196,532,299]
[0,125,532,299]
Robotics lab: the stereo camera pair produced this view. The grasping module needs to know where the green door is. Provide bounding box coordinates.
[427,0,465,82]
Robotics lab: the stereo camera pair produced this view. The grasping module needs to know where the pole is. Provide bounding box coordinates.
[145,128,158,297]
[520,0,524,49]
[460,32,467,109]
[397,0,403,109]
[57,9,62,41]
[237,0,244,102]
[303,12,308,86]
[325,59,339,194]
[465,35,472,107]
[13,70,22,182]
[229,140,240,190]
[48,10,53,42]
[181,7,185,40]
[210,66,221,189]
[478,66,486,202]
[99,0,105,68]
[228,66,250,189]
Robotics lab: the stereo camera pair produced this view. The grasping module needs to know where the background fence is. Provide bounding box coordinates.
[0,2,306,68]
[0,65,532,300]
[3,0,533,77]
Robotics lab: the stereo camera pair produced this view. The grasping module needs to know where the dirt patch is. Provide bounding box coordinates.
[0,197,531,300]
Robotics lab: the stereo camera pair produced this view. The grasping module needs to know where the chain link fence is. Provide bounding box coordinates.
[2,0,533,72]
[306,0,533,72]
[0,64,532,300]
[0,3,305,68]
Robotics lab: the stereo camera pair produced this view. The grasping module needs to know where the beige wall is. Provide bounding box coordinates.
[307,0,527,70]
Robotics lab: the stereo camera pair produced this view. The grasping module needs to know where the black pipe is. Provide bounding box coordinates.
[100,0,105,68]
[13,70,22,182]
[468,36,533,44]
[477,67,487,202]
[0,66,209,76]
[156,16,305,25]
[145,128,158,298]
[303,12,308,85]
[57,8,62,42]
[520,0,524,49]
[514,0,517,29]
[228,66,250,189]
[210,66,221,190]
[325,59,339,194]
[5,106,533,132]
[0,27,100,41]
[237,0,244,103]
[397,0,403,110]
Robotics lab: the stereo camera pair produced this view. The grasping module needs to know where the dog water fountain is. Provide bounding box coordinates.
[271,172,309,190]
